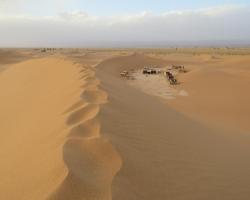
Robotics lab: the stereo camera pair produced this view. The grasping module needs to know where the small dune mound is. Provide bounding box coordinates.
[69,118,101,139]
[79,69,95,79]
[79,73,90,80]
[67,104,100,125]
[81,77,101,89]
[79,68,94,74]
[63,138,122,182]
[50,138,122,200]
[63,100,87,114]
[81,89,108,104]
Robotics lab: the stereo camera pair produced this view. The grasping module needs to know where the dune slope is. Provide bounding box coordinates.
[0,57,121,200]
[0,57,82,199]
[97,54,250,200]
[168,55,250,132]
[1,51,250,200]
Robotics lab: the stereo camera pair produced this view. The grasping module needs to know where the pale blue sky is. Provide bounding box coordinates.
[0,0,250,47]
[2,0,250,16]
[70,0,250,15]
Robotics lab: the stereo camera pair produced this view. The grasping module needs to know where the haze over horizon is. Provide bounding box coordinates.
[0,0,250,47]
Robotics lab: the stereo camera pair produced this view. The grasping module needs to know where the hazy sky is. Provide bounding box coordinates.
[0,0,250,47]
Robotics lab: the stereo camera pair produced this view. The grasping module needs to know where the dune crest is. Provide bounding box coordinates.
[49,60,122,200]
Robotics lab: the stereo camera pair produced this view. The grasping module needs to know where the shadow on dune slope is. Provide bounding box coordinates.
[96,54,250,200]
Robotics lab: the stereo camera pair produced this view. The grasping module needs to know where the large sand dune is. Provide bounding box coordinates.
[0,57,79,199]
[0,56,121,200]
[164,55,250,132]
[97,53,250,200]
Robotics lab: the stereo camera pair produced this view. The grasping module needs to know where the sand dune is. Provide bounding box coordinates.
[97,53,167,77]
[0,56,121,200]
[81,89,108,104]
[50,58,121,200]
[1,49,250,200]
[69,118,100,138]
[96,53,250,200]
[166,55,250,132]
[0,49,31,72]
[0,57,81,199]
[50,137,121,200]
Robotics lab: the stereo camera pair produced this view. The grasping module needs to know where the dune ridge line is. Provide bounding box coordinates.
[49,60,122,200]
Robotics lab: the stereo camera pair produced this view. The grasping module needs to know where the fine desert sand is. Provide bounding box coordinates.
[0,48,250,200]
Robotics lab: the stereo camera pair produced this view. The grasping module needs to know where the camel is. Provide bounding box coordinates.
[165,71,177,85]
[120,71,129,77]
